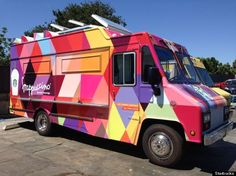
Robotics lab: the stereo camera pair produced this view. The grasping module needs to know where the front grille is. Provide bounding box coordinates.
[226,97,231,105]
[231,90,236,94]
[232,95,236,103]
[210,107,224,130]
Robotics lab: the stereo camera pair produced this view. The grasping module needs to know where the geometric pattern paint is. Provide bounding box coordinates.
[10,26,227,146]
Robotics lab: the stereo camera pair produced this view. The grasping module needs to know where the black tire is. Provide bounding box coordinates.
[35,111,52,136]
[142,124,183,167]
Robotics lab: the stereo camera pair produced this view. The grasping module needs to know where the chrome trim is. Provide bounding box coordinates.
[50,113,93,122]
[112,52,136,86]
[204,121,234,146]
[19,98,30,101]
[149,132,173,159]
[10,108,34,113]
[17,98,108,108]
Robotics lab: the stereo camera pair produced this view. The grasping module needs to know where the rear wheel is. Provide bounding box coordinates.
[142,124,183,167]
[35,111,52,136]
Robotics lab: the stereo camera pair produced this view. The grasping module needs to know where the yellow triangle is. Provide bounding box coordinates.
[126,111,139,143]
[58,117,65,126]
[108,103,126,140]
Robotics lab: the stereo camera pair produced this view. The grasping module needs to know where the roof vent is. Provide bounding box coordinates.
[50,24,69,31]
[44,30,59,38]
[33,33,44,40]
[21,36,34,42]
[91,14,131,34]
[13,38,22,44]
[68,19,85,27]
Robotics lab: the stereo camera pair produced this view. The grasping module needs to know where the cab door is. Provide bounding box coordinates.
[108,45,140,144]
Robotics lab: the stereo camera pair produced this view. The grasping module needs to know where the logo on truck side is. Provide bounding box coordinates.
[13,79,17,87]
[22,83,51,96]
[191,85,212,100]
[11,69,19,96]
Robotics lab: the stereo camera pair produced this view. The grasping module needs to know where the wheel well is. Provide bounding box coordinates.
[33,108,46,120]
[137,119,185,146]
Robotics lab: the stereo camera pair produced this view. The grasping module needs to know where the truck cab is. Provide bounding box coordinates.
[135,34,233,165]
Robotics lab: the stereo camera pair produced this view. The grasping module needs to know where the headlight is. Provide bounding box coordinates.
[203,113,211,131]
[224,106,231,121]
[203,113,211,123]
[224,106,230,115]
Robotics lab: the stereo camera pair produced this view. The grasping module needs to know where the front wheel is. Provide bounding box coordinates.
[35,111,52,136]
[142,124,183,167]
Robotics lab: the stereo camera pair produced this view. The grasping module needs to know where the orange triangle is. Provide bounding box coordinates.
[31,42,42,56]
[121,131,131,143]
[92,77,108,105]
[32,62,40,73]
[73,81,81,101]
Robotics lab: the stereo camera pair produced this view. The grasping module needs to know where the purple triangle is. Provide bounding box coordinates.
[115,87,139,104]
[116,106,134,128]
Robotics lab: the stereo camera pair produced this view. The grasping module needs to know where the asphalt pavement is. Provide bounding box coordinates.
[0,114,235,176]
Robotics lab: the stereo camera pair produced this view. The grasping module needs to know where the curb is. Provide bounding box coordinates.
[0,117,33,131]
[3,123,20,131]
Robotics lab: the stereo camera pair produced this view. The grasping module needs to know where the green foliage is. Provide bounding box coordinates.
[0,27,12,66]
[24,23,50,37]
[232,59,236,74]
[25,1,126,36]
[199,57,236,76]
[19,1,236,76]
[233,59,236,68]
[53,1,126,27]
[201,57,219,74]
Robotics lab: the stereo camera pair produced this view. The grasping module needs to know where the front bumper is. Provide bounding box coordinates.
[231,95,236,108]
[204,121,234,146]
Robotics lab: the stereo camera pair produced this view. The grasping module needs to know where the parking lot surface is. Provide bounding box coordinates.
[0,116,235,176]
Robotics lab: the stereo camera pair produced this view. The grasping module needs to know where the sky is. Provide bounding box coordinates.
[0,0,235,64]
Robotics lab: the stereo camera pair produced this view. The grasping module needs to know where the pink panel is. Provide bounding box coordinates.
[80,75,105,104]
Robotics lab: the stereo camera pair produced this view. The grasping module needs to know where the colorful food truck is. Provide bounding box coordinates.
[10,15,233,166]
[224,79,236,107]
[191,57,232,107]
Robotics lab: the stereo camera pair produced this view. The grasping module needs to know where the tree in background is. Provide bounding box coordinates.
[199,57,235,76]
[201,57,219,74]
[25,1,126,36]
[232,59,236,74]
[217,63,234,75]
[18,0,236,77]
[24,23,49,37]
[0,27,12,66]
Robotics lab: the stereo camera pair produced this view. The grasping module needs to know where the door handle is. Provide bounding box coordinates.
[112,90,115,101]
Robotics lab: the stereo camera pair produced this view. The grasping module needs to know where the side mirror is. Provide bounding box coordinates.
[147,67,162,96]
[147,67,162,85]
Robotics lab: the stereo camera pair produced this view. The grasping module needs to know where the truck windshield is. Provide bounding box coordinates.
[232,80,236,85]
[154,45,200,84]
[194,67,214,87]
[176,52,201,83]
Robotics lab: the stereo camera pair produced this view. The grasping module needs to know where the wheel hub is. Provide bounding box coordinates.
[37,114,48,131]
[150,132,173,158]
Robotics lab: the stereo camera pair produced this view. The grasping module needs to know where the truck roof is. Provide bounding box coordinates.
[11,15,188,59]
[10,26,148,60]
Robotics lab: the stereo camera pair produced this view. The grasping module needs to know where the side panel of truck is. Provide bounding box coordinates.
[10,28,143,144]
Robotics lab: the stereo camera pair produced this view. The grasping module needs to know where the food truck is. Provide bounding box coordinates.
[9,14,233,166]
[224,79,236,107]
[192,57,232,107]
